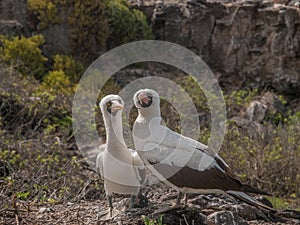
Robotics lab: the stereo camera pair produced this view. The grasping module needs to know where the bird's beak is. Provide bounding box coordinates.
[110,101,123,113]
[138,92,149,104]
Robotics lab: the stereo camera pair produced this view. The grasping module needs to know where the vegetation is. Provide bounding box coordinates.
[0,35,47,80]
[106,0,154,47]
[0,64,102,211]
[26,0,154,64]
[27,0,61,30]
[52,54,84,84]
[42,70,73,94]
[0,1,298,223]
[143,215,165,225]
[67,0,110,63]
[221,113,300,199]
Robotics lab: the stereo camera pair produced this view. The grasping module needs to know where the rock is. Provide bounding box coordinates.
[245,100,268,122]
[2,0,300,95]
[261,92,287,117]
[38,207,54,213]
[230,117,265,137]
[233,204,269,221]
[0,0,28,36]
[243,91,287,124]
[161,207,207,225]
[277,209,300,220]
[41,23,71,57]
[207,210,249,225]
[0,19,23,37]
[132,0,300,95]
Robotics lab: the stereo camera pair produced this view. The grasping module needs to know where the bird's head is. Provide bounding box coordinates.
[133,89,161,118]
[99,94,124,117]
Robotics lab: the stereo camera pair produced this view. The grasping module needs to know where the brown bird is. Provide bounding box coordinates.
[132,89,273,211]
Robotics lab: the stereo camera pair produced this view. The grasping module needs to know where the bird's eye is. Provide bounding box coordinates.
[106,101,112,108]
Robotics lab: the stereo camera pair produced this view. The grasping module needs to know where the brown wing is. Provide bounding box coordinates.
[151,162,244,191]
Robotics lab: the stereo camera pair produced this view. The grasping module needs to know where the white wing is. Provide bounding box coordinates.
[128,148,145,183]
[134,120,217,170]
[96,151,104,180]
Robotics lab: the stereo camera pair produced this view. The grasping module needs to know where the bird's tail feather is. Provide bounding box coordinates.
[242,184,271,196]
[227,191,275,211]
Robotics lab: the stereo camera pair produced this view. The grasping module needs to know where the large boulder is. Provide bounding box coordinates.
[243,92,287,123]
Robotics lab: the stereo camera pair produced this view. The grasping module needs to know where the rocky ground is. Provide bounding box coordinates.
[1,180,299,225]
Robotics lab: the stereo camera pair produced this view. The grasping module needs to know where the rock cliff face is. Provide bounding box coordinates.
[131,0,300,95]
[1,0,300,96]
[0,0,28,36]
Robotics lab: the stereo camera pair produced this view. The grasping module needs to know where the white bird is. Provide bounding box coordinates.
[96,95,145,217]
[132,89,273,211]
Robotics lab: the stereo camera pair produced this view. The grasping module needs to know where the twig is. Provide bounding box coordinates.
[182,214,189,225]
[76,205,81,224]
[1,208,27,213]
[15,213,20,225]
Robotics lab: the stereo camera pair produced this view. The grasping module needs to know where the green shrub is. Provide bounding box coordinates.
[225,89,258,117]
[106,0,153,46]
[0,35,47,79]
[0,63,72,136]
[0,64,93,210]
[68,0,110,64]
[27,0,153,64]
[52,54,84,83]
[142,215,165,225]
[220,113,300,198]
[27,0,60,30]
[42,70,73,95]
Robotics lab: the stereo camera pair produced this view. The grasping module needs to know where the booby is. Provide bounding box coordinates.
[96,95,145,217]
[132,89,273,211]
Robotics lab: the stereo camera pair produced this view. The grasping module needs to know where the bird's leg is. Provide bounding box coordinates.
[108,195,113,217]
[175,192,183,206]
[183,193,188,206]
[130,195,136,208]
[153,192,184,215]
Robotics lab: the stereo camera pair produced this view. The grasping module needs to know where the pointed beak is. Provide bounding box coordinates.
[138,92,149,104]
[110,100,123,113]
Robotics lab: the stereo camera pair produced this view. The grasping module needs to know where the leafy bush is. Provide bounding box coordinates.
[0,63,72,136]
[220,112,300,200]
[27,0,60,30]
[52,54,84,83]
[27,0,153,64]
[0,35,47,79]
[68,0,110,64]
[106,0,153,47]
[0,63,101,214]
[142,215,165,225]
[0,130,96,206]
[42,70,73,95]
[225,89,258,117]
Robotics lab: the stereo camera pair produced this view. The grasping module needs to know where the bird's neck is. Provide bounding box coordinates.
[138,107,161,122]
[136,114,161,125]
[105,116,127,152]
